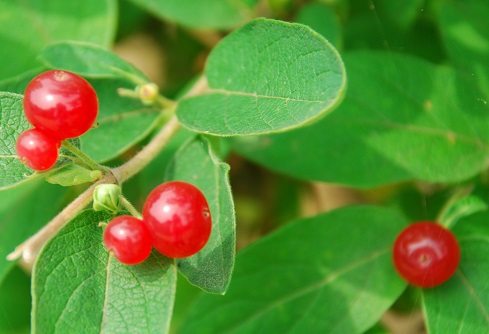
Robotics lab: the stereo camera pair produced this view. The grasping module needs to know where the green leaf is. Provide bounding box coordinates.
[176,18,346,136]
[295,2,342,48]
[423,212,489,333]
[0,266,31,334]
[230,51,489,187]
[0,92,36,190]
[438,0,489,98]
[0,0,116,79]
[81,79,161,162]
[45,164,102,187]
[39,41,148,84]
[179,206,408,334]
[371,0,423,29]
[0,68,45,95]
[439,195,488,229]
[166,136,236,294]
[0,182,66,284]
[127,0,256,29]
[32,210,177,334]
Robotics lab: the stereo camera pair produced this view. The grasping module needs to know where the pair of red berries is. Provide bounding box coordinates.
[103,181,212,265]
[16,70,98,171]
[393,221,460,288]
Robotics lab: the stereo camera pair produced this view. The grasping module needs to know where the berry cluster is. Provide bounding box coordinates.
[103,181,212,265]
[392,221,460,288]
[16,70,98,171]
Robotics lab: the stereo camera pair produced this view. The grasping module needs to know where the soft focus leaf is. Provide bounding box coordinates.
[0,182,66,284]
[230,51,489,187]
[438,0,489,98]
[0,0,116,78]
[127,0,256,29]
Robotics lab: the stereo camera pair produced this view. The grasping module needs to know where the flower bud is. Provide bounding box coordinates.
[137,83,159,105]
[93,184,121,214]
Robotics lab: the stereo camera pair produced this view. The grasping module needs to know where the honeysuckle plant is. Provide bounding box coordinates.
[1,1,488,333]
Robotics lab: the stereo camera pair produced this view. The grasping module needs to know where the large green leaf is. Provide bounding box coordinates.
[166,136,236,294]
[32,210,177,334]
[176,18,346,136]
[0,93,34,189]
[127,0,256,29]
[179,206,408,334]
[0,266,31,334]
[39,41,148,84]
[0,0,116,79]
[423,211,489,333]
[0,182,66,285]
[81,79,161,162]
[438,0,489,98]
[230,51,489,187]
[295,2,342,49]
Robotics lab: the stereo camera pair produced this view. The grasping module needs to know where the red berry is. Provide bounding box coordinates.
[393,222,460,288]
[103,215,153,265]
[23,70,98,140]
[142,181,212,258]
[15,128,60,171]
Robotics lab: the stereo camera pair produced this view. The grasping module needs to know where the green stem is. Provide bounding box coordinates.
[62,140,104,172]
[120,196,143,219]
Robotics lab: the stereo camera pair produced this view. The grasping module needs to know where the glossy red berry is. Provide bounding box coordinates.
[15,128,60,171]
[142,181,212,258]
[393,222,460,288]
[23,70,98,140]
[103,215,153,265]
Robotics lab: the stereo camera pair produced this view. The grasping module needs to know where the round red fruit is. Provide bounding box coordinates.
[15,128,60,171]
[143,181,212,258]
[23,70,98,140]
[103,215,153,265]
[393,221,460,288]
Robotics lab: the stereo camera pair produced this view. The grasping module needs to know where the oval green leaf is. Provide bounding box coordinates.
[32,210,177,334]
[230,51,489,187]
[127,0,256,29]
[423,212,489,333]
[165,136,236,294]
[179,206,408,334]
[176,18,346,136]
[39,41,148,84]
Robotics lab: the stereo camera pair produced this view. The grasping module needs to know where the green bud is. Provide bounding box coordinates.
[93,184,121,214]
[137,83,159,105]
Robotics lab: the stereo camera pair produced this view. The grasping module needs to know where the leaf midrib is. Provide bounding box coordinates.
[223,247,390,333]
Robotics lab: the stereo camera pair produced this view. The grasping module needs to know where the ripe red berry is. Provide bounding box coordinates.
[103,215,153,265]
[142,181,212,258]
[393,222,460,288]
[23,70,98,140]
[15,128,60,171]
